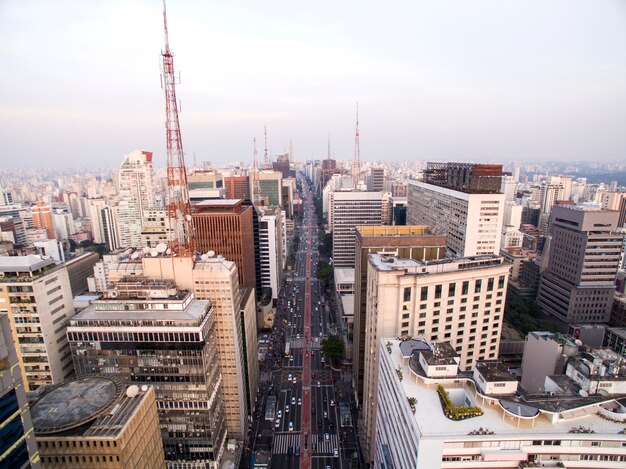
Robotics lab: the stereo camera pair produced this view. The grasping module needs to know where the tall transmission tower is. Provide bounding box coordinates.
[161,1,194,256]
[352,102,361,188]
[252,137,262,206]
[263,126,269,169]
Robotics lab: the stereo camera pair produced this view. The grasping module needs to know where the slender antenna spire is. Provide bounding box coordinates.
[353,102,361,188]
[327,134,332,160]
[263,126,269,169]
[253,137,262,205]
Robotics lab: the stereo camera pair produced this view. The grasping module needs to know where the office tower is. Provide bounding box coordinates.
[272,153,291,179]
[0,256,75,391]
[192,199,257,292]
[0,312,40,468]
[373,338,626,468]
[68,279,227,467]
[390,181,408,197]
[352,226,447,403]
[51,205,76,241]
[501,174,517,202]
[361,253,509,455]
[537,205,623,324]
[32,377,164,468]
[101,205,120,251]
[258,207,285,300]
[251,170,282,207]
[116,150,156,248]
[188,170,223,189]
[320,158,341,196]
[367,168,385,192]
[1,189,14,206]
[407,163,504,257]
[192,257,258,438]
[331,191,386,267]
[602,191,626,227]
[31,201,55,239]
[281,178,296,218]
[223,175,250,200]
[87,198,107,244]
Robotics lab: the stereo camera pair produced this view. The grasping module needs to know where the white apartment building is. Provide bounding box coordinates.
[407,180,504,257]
[259,208,285,300]
[0,256,75,391]
[141,207,172,247]
[116,149,156,248]
[331,191,386,267]
[362,253,510,459]
[374,338,626,468]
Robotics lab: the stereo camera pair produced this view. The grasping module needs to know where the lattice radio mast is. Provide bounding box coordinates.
[161,1,194,256]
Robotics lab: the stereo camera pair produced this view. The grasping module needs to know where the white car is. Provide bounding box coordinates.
[291,397,296,405]
[277,410,282,418]
[298,398,302,405]
[285,405,289,413]
[289,422,294,431]
[292,376,297,384]
[275,419,280,428]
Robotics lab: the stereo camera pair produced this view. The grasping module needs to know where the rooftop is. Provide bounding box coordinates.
[369,252,504,273]
[32,376,153,438]
[384,338,626,437]
[475,360,517,382]
[0,255,55,273]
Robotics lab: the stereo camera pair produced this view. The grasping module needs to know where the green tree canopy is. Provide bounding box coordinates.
[322,334,344,363]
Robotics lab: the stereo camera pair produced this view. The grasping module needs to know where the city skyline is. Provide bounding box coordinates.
[2,0,626,167]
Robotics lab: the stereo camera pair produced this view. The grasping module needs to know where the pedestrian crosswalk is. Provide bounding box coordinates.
[272,433,301,454]
[312,433,339,454]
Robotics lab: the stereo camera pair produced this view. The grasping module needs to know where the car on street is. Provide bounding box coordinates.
[317,381,321,387]
[275,419,280,428]
[289,422,294,431]
[277,410,282,418]
[324,433,330,442]
[291,397,296,405]
[323,410,328,418]
[333,448,339,458]
[285,405,289,413]
[298,398,301,405]
[330,399,335,407]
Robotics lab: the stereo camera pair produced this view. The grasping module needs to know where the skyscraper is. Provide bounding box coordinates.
[407,163,504,257]
[352,225,447,403]
[116,150,156,248]
[361,253,510,459]
[331,191,387,267]
[192,199,257,292]
[68,279,226,467]
[0,256,75,391]
[537,205,623,324]
[31,201,54,239]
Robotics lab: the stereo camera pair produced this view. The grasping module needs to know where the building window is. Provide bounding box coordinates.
[474,280,482,293]
[462,281,469,295]
[487,277,494,291]
[435,285,442,299]
[498,275,506,289]
[403,287,411,302]
[448,283,456,296]
[420,287,428,301]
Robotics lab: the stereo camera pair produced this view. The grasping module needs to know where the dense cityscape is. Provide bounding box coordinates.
[2,2,626,469]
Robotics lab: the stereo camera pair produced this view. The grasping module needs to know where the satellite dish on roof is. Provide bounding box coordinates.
[207,250,215,257]
[186,214,192,221]
[575,339,583,346]
[166,248,171,255]
[130,252,139,260]
[150,249,158,257]
[141,385,148,392]
[126,385,139,398]
[156,242,167,253]
[201,254,209,261]
[579,389,589,397]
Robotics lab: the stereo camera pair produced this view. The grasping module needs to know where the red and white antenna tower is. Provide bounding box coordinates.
[352,102,361,188]
[263,125,269,169]
[252,137,262,205]
[161,1,194,256]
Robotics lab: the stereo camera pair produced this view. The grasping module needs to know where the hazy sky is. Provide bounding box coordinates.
[2,0,625,168]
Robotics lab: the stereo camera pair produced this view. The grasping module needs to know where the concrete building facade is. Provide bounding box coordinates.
[0,256,75,391]
[362,254,510,460]
[407,175,504,258]
[537,205,623,324]
[67,280,227,468]
[352,225,447,402]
